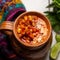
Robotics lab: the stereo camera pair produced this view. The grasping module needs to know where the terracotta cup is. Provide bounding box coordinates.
[0,11,52,50]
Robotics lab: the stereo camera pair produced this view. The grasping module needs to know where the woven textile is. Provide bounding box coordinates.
[0,0,26,60]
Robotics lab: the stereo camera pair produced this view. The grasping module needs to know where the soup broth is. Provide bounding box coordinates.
[17,15,48,46]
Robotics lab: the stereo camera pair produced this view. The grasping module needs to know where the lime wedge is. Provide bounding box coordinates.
[55,34,60,42]
[50,42,60,59]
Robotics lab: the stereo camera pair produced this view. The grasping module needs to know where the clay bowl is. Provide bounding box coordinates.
[11,33,52,60]
[13,11,52,50]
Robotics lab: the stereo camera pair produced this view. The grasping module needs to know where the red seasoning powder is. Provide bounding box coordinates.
[17,15,48,45]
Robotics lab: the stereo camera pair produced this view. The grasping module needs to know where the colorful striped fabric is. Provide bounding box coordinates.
[0,0,26,60]
[0,0,26,23]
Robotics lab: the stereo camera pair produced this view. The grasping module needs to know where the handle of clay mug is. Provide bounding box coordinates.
[0,21,14,35]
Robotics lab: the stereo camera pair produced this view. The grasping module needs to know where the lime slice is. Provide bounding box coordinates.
[50,42,60,59]
[55,34,60,42]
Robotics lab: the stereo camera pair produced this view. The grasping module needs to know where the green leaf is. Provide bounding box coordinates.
[44,11,53,15]
[56,13,60,20]
[56,4,60,8]
[57,10,60,13]
[53,0,60,4]
[53,7,59,12]
[54,25,60,32]
[46,3,54,8]
[46,14,58,26]
[53,0,60,8]
[45,0,60,32]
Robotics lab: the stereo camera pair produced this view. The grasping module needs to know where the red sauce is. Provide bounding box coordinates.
[17,15,48,45]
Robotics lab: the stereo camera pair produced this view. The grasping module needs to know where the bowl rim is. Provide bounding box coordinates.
[13,11,52,47]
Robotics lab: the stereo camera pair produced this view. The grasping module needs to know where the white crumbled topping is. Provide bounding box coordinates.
[33,34,42,43]
[36,24,41,29]
[40,27,44,33]
[34,18,48,43]
[37,36,42,42]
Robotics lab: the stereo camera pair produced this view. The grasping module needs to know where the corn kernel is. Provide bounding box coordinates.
[24,16,28,20]
[17,28,21,33]
[28,15,32,20]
